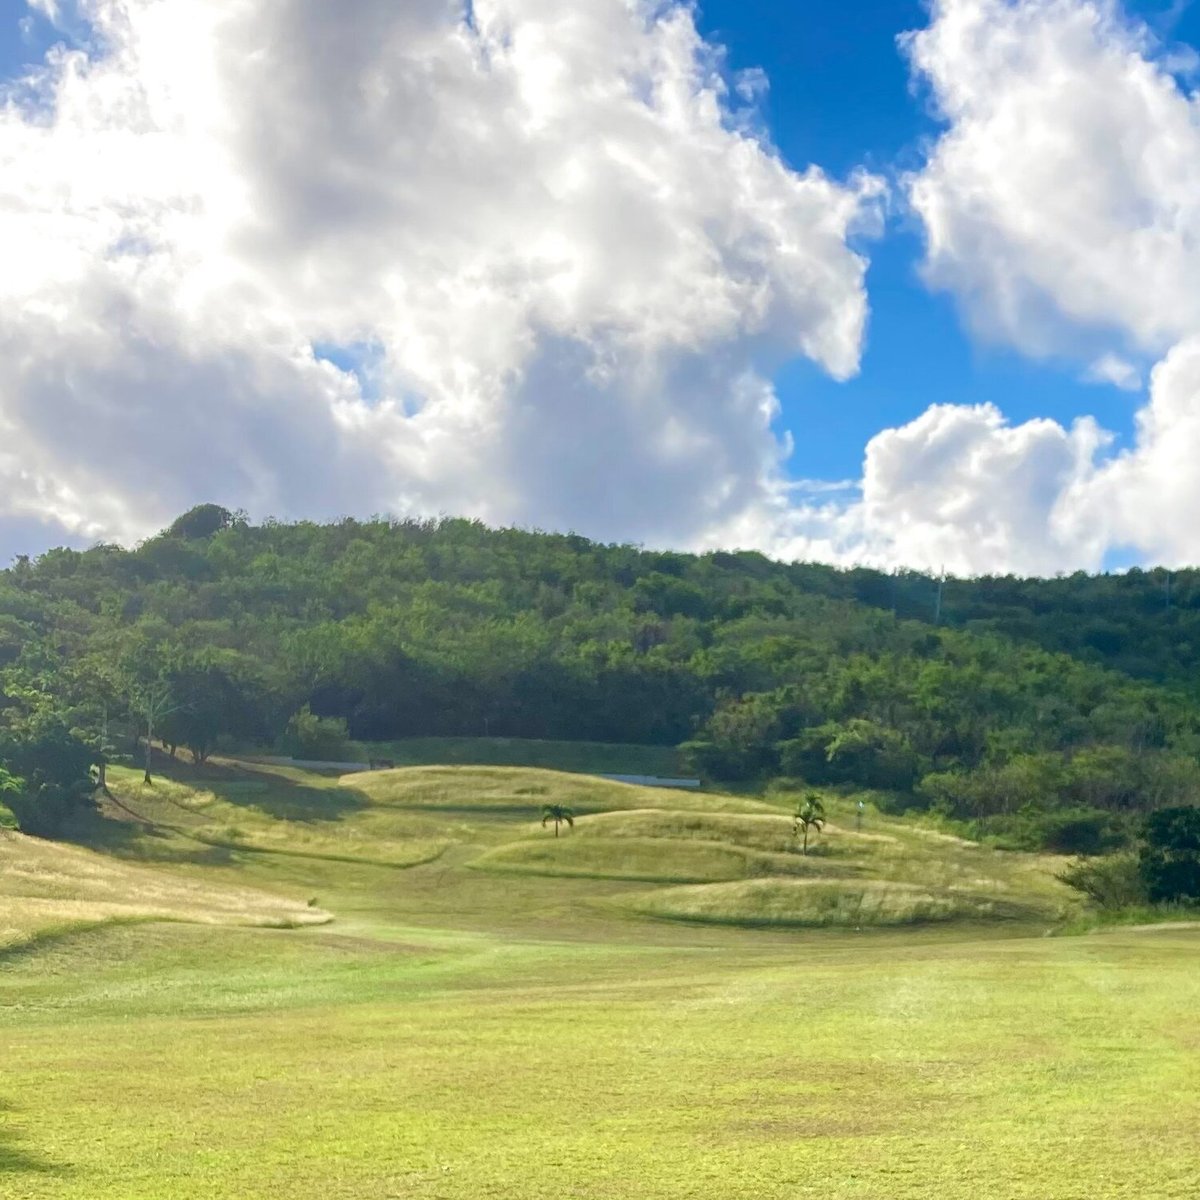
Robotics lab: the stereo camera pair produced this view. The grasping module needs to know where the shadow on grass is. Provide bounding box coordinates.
[121,757,372,824]
[0,1102,68,1179]
[189,760,370,824]
[58,802,239,867]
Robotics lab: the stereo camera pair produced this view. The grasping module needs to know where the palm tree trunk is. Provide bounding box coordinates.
[803,825,809,855]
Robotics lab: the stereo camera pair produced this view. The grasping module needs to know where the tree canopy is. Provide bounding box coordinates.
[2,513,1199,845]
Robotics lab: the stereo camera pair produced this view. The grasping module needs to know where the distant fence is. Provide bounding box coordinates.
[600,774,701,790]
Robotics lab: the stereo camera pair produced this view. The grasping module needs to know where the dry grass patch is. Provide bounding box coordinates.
[624,876,1045,928]
[0,832,329,952]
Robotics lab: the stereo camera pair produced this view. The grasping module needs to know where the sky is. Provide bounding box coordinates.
[2,0,1200,575]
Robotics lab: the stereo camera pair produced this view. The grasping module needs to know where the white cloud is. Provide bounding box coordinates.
[760,403,1110,576]
[905,0,1200,359]
[1085,336,1200,566]
[1084,354,1143,392]
[0,0,882,557]
[858,0,1200,573]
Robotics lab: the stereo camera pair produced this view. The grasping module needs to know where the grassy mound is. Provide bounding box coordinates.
[99,767,452,869]
[342,765,775,816]
[624,877,1042,928]
[472,835,752,884]
[0,831,329,953]
[577,808,800,853]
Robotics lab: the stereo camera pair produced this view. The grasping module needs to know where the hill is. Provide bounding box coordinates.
[3,512,1200,849]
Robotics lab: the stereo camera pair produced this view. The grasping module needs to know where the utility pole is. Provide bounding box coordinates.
[934,567,945,626]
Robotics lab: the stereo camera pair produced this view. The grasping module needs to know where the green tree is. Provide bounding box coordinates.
[0,765,21,831]
[793,792,825,856]
[541,804,574,838]
[1139,806,1200,904]
[165,504,235,540]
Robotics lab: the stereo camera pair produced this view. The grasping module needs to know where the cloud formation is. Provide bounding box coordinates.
[864,0,1200,572]
[0,0,881,555]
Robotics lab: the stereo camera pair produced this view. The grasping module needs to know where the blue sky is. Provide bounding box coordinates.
[3,0,1200,573]
[695,0,1200,482]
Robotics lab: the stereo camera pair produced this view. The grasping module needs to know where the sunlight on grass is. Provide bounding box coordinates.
[0,831,329,952]
[2,757,1188,1199]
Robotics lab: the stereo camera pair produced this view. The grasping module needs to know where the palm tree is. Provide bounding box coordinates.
[793,793,825,856]
[541,804,575,838]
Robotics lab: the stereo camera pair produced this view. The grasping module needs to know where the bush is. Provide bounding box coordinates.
[279,706,352,761]
[779,721,917,791]
[978,807,1127,854]
[0,727,95,836]
[1057,854,1147,909]
[1139,806,1200,904]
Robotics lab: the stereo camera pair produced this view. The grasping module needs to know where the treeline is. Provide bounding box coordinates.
[2,505,1199,848]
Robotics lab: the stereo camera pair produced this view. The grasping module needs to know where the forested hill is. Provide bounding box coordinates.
[4,505,1200,847]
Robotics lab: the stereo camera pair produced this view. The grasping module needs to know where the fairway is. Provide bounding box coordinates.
[2,762,1198,1199]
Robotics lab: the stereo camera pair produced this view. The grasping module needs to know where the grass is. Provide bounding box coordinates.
[624,877,1040,927]
[1,758,1197,1197]
[0,829,329,953]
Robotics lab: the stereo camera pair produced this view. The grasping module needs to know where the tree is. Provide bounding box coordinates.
[0,766,21,831]
[165,504,234,540]
[541,804,574,838]
[129,680,186,784]
[793,792,825,856]
[0,724,94,835]
[1139,806,1200,903]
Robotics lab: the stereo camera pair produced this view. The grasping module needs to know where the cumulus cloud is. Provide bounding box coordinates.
[0,0,882,557]
[905,0,1200,359]
[865,0,1200,572]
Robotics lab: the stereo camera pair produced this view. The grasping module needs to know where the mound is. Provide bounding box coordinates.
[0,832,330,953]
[623,877,1041,929]
[576,808,799,853]
[342,765,777,816]
[471,835,752,884]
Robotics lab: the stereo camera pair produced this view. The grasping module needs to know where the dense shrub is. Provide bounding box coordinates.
[1057,855,1147,909]
[1139,806,1200,904]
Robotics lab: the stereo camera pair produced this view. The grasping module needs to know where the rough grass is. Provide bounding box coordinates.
[472,835,753,884]
[96,766,453,869]
[0,831,329,952]
[625,876,1041,927]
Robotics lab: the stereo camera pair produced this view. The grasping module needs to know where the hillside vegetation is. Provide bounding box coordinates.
[4,509,1200,853]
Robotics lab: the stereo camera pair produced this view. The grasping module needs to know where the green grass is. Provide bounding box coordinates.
[1,759,1197,1198]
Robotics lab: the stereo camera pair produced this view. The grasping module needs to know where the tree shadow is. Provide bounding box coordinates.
[54,798,236,867]
[147,758,370,825]
[0,1102,68,1179]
